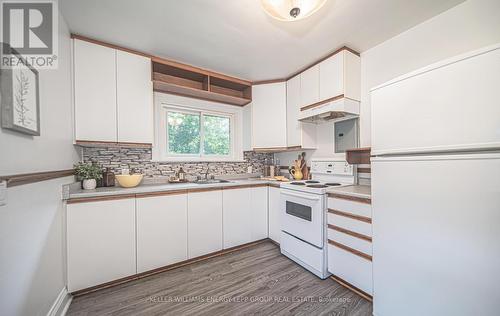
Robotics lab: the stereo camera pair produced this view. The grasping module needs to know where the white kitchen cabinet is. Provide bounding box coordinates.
[223,188,252,248]
[116,50,154,144]
[250,186,268,241]
[73,39,117,142]
[268,186,281,243]
[300,64,320,108]
[251,82,287,149]
[319,50,360,102]
[286,75,316,148]
[327,195,372,295]
[73,39,153,144]
[136,193,188,273]
[66,198,136,292]
[188,190,223,258]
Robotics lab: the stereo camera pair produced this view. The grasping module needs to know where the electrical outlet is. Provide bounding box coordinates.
[0,180,7,206]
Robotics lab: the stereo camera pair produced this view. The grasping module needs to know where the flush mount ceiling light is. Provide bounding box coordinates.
[261,0,328,21]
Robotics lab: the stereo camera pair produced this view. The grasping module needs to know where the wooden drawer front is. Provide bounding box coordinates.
[328,213,372,237]
[328,197,371,218]
[328,227,372,255]
[328,243,373,295]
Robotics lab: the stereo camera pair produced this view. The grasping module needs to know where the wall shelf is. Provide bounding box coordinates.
[345,147,371,164]
[152,60,252,106]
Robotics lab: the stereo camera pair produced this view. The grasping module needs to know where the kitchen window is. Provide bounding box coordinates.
[163,107,234,159]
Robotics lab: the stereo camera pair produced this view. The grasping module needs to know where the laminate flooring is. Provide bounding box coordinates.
[67,241,372,316]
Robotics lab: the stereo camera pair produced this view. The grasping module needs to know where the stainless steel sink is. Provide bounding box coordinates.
[194,179,231,184]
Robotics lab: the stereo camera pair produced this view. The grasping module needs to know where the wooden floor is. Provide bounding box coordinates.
[67,241,372,315]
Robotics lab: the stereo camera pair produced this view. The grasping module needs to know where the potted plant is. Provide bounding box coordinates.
[74,162,103,190]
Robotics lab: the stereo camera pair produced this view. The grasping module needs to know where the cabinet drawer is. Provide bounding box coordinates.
[327,212,372,237]
[328,243,373,295]
[328,197,371,218]
[328,226,372,255]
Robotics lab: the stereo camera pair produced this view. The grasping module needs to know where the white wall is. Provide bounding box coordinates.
[0,10,79,316]
[360,0,500,146]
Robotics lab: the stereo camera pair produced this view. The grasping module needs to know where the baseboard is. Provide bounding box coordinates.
[47,287,72,316]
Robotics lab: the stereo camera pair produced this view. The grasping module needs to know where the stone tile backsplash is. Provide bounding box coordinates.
[82,147,273,178]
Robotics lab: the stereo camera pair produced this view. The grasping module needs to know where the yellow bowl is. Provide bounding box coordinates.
[115,174,143,188]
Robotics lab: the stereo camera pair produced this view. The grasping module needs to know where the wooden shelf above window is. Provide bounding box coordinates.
[345,147,371,164]
[152,59,252,106]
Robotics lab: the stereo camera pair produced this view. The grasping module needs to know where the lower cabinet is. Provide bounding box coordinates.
[223,186,268,248]
[67,198,136,292]
[268,186,281,243]
[327,195,373,295]
[136,193,188,273]
[187,190,223,258]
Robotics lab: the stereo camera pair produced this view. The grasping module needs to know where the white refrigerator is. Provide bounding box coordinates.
[370,44,500,316]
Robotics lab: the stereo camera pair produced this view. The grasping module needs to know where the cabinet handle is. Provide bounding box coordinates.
[328,208,372,223]
[328,239,372,261]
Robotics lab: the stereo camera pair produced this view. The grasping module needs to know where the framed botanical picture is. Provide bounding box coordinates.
[1,47,40,136]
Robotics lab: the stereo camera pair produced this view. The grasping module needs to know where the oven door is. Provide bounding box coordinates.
[280,189,324,248]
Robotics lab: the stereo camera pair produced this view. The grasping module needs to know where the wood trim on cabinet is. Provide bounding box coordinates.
[135,189,188,198]
[328,193,371,205]
[75,140,152,148]
[66,194,137,204]
[71,238,270,296]
[268,182,281,188]
[222,183,268,190]
[252,79,287,85]
[328,208,372,223]
[330,274,372,302]
[187,187,223,193]
[287,46,360,80]
[328,224,372,242]
[357,168,371,174]
[300,94,344,111]
[0,169,75,188]
[253,145,303,153]
[71,34,153,58]
[328,239,372,261]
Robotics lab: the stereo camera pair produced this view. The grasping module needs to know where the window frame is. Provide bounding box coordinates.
[161,104,235,161]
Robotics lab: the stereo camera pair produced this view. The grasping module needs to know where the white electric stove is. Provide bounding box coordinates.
[280,159,355,279]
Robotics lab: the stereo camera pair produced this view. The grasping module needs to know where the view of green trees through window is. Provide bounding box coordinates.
[167,110,230,156]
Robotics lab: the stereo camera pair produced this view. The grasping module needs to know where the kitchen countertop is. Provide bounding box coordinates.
[326,185,371,199]
[65,178,281,200]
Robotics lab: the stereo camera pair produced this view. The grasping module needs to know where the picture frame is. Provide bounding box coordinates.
[1,46,40,136]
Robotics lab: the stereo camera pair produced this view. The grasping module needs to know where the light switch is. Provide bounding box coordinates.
[0,180,7,206]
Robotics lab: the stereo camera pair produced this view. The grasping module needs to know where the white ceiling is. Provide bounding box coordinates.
[60,0,464,81]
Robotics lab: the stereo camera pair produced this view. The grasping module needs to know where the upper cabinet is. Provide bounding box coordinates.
[300,64,320,107]
[319,50,361,102]
[251,82,287,149]
[73,38,153,145]
[116,51,154,144]
[73,40,117,142]
[286,75,316,148]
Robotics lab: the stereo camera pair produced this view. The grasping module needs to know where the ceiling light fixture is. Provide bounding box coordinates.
[261,0,328,22]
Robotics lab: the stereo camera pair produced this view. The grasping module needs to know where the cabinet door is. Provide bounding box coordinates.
[67,199,135,292]
[286,75,301,147]
[251,82,287,149]
[268,186,281,243]
[250,186,268,241]
[319,53,344,100]
[136,194,187,273]
[223,188,252,248]
[73,39,117,142]
[116,51,153,144]
[188,190,223,258]
[300,64,320,107]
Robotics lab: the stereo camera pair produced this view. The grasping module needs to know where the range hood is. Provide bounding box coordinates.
[298,97,360,123]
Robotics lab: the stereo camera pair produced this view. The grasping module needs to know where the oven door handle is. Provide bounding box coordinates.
[281,190,322,201]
